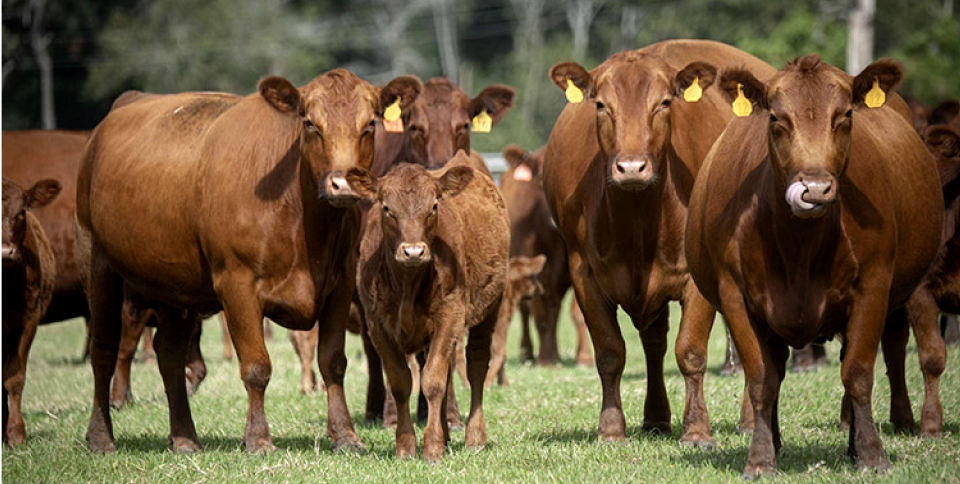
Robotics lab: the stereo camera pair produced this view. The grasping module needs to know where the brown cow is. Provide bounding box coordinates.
[685,55,943,476]
[2,176,61,445]
[501,144,591,367]
[77,69,422,453]
[542,40,776,448]
[485,254,546,387]
[348,152,509,460]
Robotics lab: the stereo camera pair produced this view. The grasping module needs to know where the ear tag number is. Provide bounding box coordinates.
[732,83,753,117]
[684,76,703,103]
[471,110,492,133]
[383,97,404,132]
[865,77,885,108]
[565,79,584,104]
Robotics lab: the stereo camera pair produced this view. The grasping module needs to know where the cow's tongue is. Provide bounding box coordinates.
[786,181,816,211]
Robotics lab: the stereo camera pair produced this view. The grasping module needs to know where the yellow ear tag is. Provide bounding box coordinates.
[471,110,492,133]
[565,79,584,104]
[865,77,885,109]
[383,97,403,133]
[684,76,703,103]
[732,83,753,117]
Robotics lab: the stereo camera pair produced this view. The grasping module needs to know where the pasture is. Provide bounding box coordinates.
[3,299,959,483]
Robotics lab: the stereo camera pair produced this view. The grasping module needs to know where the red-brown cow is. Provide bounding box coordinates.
[348,152,509,460]
[501,144,591,367]
[685,55,943,476]
[485,254,546,387]
[77,69,422,453]
[542,40,776,448]
[2,176,61,445]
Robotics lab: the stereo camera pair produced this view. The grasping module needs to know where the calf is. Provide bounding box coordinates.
[2,177,61,445]
[501,145,591,366]
[685,55,943,476]
[485,255,546,387]
[349,152,509,460]
[77,68,422,453]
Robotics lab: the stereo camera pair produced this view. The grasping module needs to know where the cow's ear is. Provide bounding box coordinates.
[438,166,474,198]
[468,85,515,125]
[674,62,717,98]
[853,59,903,107]
[502,144,527,169]
[719,69,768,112]
[550,62,594,100]
[345,168,379,201]
[930,100,960,126]
[379,75,423,116]
[25,179,61,209]
[259,76,301,113]
[527,254,547,275]
[925,126,960,160]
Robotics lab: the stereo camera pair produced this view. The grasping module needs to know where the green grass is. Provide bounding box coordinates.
[4,297,960,483]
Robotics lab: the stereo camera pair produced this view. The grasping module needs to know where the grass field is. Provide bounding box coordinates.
[3,297,959,483]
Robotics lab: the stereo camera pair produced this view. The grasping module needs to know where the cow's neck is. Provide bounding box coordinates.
[597,148,681,248]
[298,160,358,295]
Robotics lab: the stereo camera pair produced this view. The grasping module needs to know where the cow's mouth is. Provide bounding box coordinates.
[786,181,830,218]
[2,243,16,261]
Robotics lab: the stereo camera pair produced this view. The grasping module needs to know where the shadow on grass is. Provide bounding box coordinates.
[531,423,682,445]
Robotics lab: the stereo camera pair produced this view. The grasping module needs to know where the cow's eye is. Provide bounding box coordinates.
[596,101,606,111]
[845,109,853,118]
[660,99,672,109]
[365,119,376,132]
[382,205,390,214]
[304,119,319,133]
[432,201,438,212]
[769,114,778,123]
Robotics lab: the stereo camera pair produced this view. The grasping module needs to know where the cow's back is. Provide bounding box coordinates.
[3,130,89,321]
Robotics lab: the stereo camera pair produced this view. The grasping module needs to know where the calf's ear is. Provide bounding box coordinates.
[674,62,717,98]
[549,62,594,100]
[930,100,960,126]
[379,75,423,116]
[468,85,515,125]
[26,179,61,209]
[925,126,960,160]
[853,59,903,107]
[719,69,768,112]
[528,254,547,275]
[345,168,379,201]
[438,166,474,198]
[259,76,301,113]
[502,144,527,169]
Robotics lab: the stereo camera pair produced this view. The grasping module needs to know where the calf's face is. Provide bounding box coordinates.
[2,177,61,263]
[404,79,514,169]
[347,161,474,268]
[721,55,903,218]
[925,125,960,187]
[551,55,716,191]
[259,70,422,207]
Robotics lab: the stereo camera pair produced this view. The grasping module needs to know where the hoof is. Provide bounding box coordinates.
[244,439,277,454]
[856,458,892,474]
[6,431,26,447]
[331,436,366,454]
[169,436,202,454]
[742,465,776,480]
[642,422,672,435]
[679,436,717,451]
[87,434,117,454]
[891,419,918,435]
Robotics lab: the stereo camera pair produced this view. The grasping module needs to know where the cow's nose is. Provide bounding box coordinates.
[610,154,654,190]
[401,243,426,258]
[324,172,359,206]
[614,157,646,176]
[801,177,836,204]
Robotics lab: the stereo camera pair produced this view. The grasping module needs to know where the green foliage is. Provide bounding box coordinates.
[885,15,960,105]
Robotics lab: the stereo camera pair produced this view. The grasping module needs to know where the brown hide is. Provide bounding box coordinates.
[351,152,508,460]
[3,131,90,323]
[541,39,776,447]
[77,69,421,454]
[2,177,59,446]
[500,144,591,366]
[685,55,943,476]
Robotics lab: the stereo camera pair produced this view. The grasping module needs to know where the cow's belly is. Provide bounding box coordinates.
[591,255,686,326]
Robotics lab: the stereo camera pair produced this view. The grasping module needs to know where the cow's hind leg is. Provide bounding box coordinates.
[675,284,717,448]
[290,325,319,395]
[315,279,363,453]
[906,291,945,437]
[84,242,124,453]
[570,298,593,366]
[111,293,150,409]
[881,309,917,434]
[153,308,201,453]
[3,324,27,446]
[639,309,671,434]
[184,315,206,396]
[465,308,497,452]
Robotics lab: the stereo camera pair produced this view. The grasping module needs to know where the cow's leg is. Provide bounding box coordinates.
[720,328,743,377]
[533,294,561,366]
[570,298,593,366]
[153,308,201,453]
[465,307,497,452]
[263,318,273,341]
[84,242,124,453]
[184,316,206,396]
[290,325,319,395]
[675,284,717,448]
[880,309,916,434]
[421,335,456,461]
[518,301,534,363]
[218,278,275,453]
[445,360,463,431]
[941,314,960,345]
[486,304,512,387]
[111,295,149,409]
[811,343,827,367]
[373,331,415,458]
[2,325,18,444]
[842,286,891,471]
[315,279,363,453]
[4,319,35,446]
[141,327,155,362]
[569,252,626,442]
[906,291,945,437]
[219,313,233,361]
[360,326,386,423]
[456,336,471,388]
[640,309,671,434]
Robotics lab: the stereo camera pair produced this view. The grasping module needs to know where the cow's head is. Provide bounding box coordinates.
[346,152,474,268]
[720,55,903,219]
[402,78,514,169]
[2,177,60,263]
[550,53,717,191]
[925,125,960,189]
[259,69,422,207]
[507,254,546,300]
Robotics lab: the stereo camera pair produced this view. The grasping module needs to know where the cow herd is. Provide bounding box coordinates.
[3,39,959,478]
